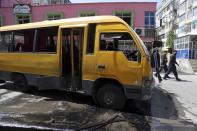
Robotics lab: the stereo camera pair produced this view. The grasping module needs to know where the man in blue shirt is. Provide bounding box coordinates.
[163,50,181,81]
[160,51,168,73]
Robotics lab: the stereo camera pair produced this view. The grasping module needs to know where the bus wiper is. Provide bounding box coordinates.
[76,115,126,131]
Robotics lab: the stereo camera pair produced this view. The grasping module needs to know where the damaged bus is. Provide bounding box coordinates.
[0,16,154,109]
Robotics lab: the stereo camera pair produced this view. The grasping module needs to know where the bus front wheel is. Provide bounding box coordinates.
[97,84,125,109]
[13,74,29,93]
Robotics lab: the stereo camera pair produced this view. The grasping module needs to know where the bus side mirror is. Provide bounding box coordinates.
[137,51,141,63]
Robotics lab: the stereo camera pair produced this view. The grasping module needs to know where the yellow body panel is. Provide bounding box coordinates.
[95,23,143,86]
[0,53,60,77]
[82,22,152,87]
[96,51,142,85]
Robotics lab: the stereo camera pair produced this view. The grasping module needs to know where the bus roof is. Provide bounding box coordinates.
[0,16,125,32]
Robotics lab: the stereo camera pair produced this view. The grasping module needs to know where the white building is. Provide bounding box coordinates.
[174,0,197,60]
[156,0,178,51]
[156,0,197,73]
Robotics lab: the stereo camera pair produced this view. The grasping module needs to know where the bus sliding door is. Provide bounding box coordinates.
[61,28,84,91]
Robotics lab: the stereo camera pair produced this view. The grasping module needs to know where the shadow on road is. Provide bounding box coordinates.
[1,83,178,117]
[0,82,196,131]
[164,77,192,82]
[0,83,150,130]
[151,87,178,119]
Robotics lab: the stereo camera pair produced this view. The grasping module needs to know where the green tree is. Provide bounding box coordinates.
[154,30,159,41]
[166,29,175,49]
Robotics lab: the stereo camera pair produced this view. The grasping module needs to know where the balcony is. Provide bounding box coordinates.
[144,29,155,38]
[157,26,165,36]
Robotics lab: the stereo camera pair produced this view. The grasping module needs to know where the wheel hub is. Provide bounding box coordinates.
[104,93,113,105]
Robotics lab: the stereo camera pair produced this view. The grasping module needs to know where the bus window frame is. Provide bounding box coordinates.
[97,29,143,64]
[1,26,59,54]
[34,26,59,54]
[0,31,12,53]
[9,29,35,53]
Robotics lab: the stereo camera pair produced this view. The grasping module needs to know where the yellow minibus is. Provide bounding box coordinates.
[0,16,154,109]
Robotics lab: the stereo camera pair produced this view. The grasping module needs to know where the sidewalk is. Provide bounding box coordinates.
[154,73,197,124]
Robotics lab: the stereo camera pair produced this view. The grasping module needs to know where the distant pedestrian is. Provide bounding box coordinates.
[153,48,162,83]
[160,51,170,77]
[163,50,181,81]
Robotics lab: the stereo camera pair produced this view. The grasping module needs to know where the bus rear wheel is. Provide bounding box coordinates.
[97,84,125,109]
[13,74,29,93]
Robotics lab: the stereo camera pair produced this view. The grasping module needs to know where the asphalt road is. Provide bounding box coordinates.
[0,80,197,131]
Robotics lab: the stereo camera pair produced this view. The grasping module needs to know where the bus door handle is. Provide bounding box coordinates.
[98,65,105,69]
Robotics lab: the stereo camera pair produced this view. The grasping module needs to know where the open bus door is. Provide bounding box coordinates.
[61,27,84,91]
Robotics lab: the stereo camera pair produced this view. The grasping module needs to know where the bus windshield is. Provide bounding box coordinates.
[132,28,150,57]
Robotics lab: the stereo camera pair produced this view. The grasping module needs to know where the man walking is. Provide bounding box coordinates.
[153,48,162,83]
[160,51,169,75]
[163,50,181,81]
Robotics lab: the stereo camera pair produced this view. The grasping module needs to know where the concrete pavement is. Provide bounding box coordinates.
[154,72,197,125]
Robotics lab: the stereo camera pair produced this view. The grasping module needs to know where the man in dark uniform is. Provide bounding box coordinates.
[160,51,168,73]
[153,48,162,83]
[163,50,181,81]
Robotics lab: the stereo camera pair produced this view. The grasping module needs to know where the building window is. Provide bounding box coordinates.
[184,23,191,33]
[174,36,189,51]
[192,20,197,30]
[193,7,197,18]
[178,2,186,15]
[0,14,3,27]
[178,14,185,23]
[145,29,155,38]
[15,14,32,24]
[78,11,98,17]
[187,9,193,19]
[113,10,133,28]
[178,26,185,34]
[45,12,63,20]
[144,12,155,29]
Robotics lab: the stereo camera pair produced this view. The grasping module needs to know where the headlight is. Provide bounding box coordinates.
[142,72,153,88]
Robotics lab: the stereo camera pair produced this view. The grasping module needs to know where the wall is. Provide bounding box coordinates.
[0,2,156,28]
[0,2,156,42]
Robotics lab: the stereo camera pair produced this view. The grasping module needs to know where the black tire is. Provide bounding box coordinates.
[97,84,125,109]
[13,74,29,93]
[0,79,6,83]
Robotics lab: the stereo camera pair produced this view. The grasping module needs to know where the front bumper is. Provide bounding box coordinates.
[141,77,155,100]
[124,75,155,101]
